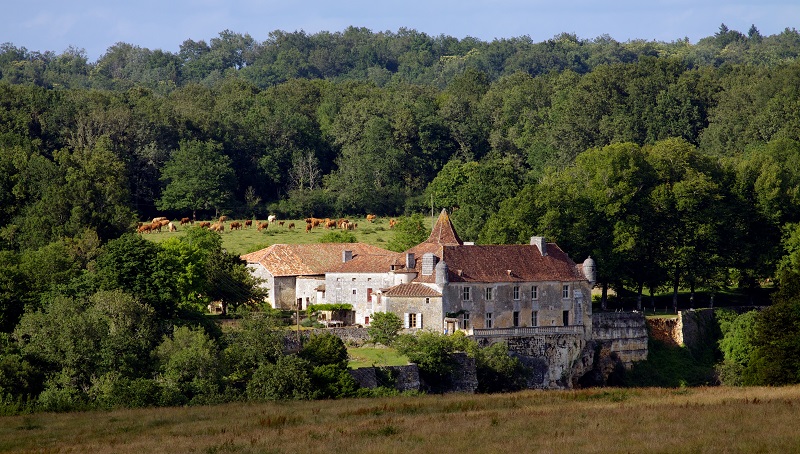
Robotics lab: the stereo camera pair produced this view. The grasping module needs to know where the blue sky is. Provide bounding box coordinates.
[4,0,799,61]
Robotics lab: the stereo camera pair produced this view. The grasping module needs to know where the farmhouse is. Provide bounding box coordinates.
[325,209,596,336]
[241,242,394,310]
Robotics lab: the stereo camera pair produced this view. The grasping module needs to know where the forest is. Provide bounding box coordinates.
[2,23,800,410]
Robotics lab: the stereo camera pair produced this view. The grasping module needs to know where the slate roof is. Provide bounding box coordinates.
[382,283,442,297]
[241,243,393,277]
[423,208,462,246]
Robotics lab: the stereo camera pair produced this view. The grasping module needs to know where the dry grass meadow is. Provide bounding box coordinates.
[3,385,800,453]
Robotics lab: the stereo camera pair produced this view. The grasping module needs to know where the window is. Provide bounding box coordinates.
[485,287,494,301]
[531,311,538,327]
[532,286,538,300]
[562,284,570,299]
[485,312,493,328]
[405,312,422,329]
[365,316,370,325]
[352,289,357,295]
[513,311,520,327]
[563,310,570,326]
[513,286,520,300]
[462,313,470,330]
[367,288,373,302]
[462,286,471,301]
[425,297,430,304]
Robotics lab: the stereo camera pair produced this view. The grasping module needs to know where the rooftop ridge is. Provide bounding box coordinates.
[424,208,463,246]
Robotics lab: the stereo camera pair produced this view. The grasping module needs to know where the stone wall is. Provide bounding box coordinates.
[646,317,680,346]
[349,365,422,392]
[283,327,371,352]
[592,312,649,367]
[479,333,586,389]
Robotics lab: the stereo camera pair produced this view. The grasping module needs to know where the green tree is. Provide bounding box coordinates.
[367,312,404,345]
[246,355,315,400]
[318,230,357,243]
[154,326,222,404]
[158,140,236,220]
[386,214,429,252]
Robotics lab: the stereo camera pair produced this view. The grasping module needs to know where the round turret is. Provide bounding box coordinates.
[582,256,596,286]
[435,259,449,286]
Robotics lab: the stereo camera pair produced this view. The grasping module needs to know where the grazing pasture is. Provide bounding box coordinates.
[2,385,800,453]
[140,216,406,256]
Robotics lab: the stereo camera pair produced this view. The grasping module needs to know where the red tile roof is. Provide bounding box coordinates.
[438,243,585,283]
[423,209,462,246]
[382,283,442,297]
[241,243,393,277]
[327,252,404,273]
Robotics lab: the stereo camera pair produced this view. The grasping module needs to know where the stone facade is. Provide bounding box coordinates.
[246,264,297,310]
[591,312,649,367]
[325,272,395,326]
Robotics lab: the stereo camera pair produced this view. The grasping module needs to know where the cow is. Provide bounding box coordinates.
[288,222,295,229]
[168,222,177,232]
[268,215,277,223]
[305,222,312,233]
[150,222,162,233]
[159,219,170,228]
[210,223,224,232]
[278,221,285,227]
[257,222,269,231]
[219,215,228,223]
[152,216,168,223]
[230,221,242,230]
[325,220,337,229]
[137,224,152,234]
[389,218,397,229]
[366,214,376,223]
[180,217,191,225]
[199,221,211,228]
[244,220,252,229]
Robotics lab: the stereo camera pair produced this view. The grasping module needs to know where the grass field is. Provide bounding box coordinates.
[142,216,408,256]
[347,347,410,369]
[3,385,800,453]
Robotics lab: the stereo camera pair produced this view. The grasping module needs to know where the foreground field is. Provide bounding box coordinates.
[2,386,799,453]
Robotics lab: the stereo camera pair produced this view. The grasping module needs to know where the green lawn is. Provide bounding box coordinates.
[347,346,409,369]
[142,216,405,256]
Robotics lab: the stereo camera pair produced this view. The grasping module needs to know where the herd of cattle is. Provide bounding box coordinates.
[136,213,397,234]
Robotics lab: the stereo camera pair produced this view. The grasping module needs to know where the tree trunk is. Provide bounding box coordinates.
[672,265,680,313]
[601,282,608,311]
[649,284,656,312]
[689,280,695,308]
[636,282,643,311]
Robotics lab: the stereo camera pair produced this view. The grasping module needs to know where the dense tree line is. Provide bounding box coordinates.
[3,23,800,397]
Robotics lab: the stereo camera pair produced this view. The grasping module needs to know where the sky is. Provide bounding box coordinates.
[3,0,799,62]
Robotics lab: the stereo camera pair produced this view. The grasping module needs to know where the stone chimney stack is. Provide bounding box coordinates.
[406,253,415,269]
[342,250,353,263]
[530,236,547,256]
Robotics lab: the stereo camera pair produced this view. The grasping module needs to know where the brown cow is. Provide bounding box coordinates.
[137,224,152,234]
[210,223,224,232]
[159,219,170,227]
[230,221,242,230]
[325,220,337,229]
[305,222,312,233]
[288,222,295,229]
[244,220,252,229]
[366,214,376,223]
[278,221,285,227]
[180,217,191,225]
[150,222,162,233]
[199,221,211,228]
[257,222,269,231]
[219,215,228,223]
[389,218,397,229]
[152,216,168,223]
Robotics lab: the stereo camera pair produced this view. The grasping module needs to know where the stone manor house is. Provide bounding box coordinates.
[243,209,596,337]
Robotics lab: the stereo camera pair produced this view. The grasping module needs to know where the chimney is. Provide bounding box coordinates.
[406,253,415,269]
[530,236,547,256]
[342,250,353,263]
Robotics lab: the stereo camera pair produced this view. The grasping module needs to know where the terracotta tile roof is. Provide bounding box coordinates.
[241,243,392,277]
[437,243,585,283]
[423,209,462,245]
[382,283,442,297]
[327,252,404,273]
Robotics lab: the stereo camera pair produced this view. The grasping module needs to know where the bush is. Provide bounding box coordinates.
[246,355,315,400]
[299,333,349,367]
[318,231,357,243]
[367,312,403,346]
[474,342,530,393]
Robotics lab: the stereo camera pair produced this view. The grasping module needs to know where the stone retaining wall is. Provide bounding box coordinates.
[592,312,649,367]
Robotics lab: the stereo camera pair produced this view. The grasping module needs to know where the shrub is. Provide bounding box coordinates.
[367,312,403,346]
[299,333,349,368]
[246,355,315,400]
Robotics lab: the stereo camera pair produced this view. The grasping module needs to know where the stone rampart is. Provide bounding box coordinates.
[592,312,649,367]
[283,327,370,352]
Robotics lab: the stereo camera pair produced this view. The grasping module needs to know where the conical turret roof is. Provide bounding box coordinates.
[424,209,462,246]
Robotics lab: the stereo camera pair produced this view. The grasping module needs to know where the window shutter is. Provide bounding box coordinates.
[417,313,423,329]
[404,313,410,328]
